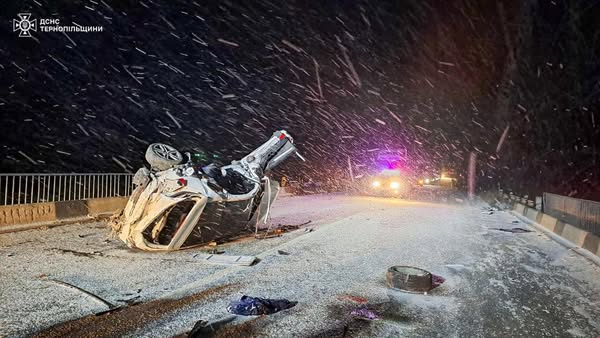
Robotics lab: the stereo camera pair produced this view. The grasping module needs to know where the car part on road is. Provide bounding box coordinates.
[207,248,225,255]
[192,253,257,266]
[492,227,532,233]
[350,306,380,321]
[386,266,446,293]
[188,315,237,338]
[44,278,115,310]
[227,295,297,316]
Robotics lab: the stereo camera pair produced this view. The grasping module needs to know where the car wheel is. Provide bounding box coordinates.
[145,143,183,171]
[386,266,433,293]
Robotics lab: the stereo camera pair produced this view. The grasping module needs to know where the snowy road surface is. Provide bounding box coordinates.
[1,194,599,337]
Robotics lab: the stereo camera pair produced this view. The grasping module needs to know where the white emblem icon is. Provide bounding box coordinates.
[13,13,37,37]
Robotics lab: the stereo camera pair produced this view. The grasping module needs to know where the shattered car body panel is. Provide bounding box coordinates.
[111,130,297,251]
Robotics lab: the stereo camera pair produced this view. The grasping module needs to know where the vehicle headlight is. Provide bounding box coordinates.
[372,181,381,188]
[390,182,400,189]
[425,178,430,184]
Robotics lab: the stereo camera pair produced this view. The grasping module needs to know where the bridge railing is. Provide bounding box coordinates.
[543,192,600,235]
[0,173,133,206]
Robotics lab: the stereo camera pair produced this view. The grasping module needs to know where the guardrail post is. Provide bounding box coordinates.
[535,196,542,210]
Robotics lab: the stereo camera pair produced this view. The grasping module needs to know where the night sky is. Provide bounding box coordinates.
[1,1,599,199]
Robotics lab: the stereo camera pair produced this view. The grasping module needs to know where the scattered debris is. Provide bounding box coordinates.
[227,295,297,316]
[282,220,312,228]
[277,250,290,255]
[207,248,225,255]
[492,227,532,233]
[116,296,141,305]
[192,254,257,266]
[259,228,285,239]
[337,294,369,304]
[43,278,115,309]
[255,221,312,240]
[188,315,237,338]
[259,220,312,238]
[55,248,103,258]
[32,284,236,338]
[490,199,510,210]
[350,306,380,321]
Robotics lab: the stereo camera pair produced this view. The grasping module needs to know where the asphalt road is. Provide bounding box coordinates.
[1,194,599,337]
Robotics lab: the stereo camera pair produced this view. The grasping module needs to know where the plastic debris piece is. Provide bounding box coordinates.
[227,295,297,316]
[350,306,380,321]
[193,254,257,266]
[208,248,225,255]
[431,274,446,289]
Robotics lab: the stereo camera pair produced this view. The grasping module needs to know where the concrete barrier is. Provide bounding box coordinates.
[0,196,128,232]
[524,208,539,222]
[539,213,559,232]
[511,202,600,261]
[0,202,56,226]
[86,197,128,215]
[514,203,525,214]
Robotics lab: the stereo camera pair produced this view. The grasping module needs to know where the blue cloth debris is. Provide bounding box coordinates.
[227,295,297,316]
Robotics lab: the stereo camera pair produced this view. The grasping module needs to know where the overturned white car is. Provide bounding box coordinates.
[111,130,302,251]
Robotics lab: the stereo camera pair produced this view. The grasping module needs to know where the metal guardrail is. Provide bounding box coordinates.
[543,192,600,235]
[0,173,133,206]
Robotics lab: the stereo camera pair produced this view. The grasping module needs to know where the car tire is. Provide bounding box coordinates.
[386,266,433,293]
[145,143,183,171]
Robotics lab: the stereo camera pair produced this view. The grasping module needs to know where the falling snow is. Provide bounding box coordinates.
[0,1,598,200]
